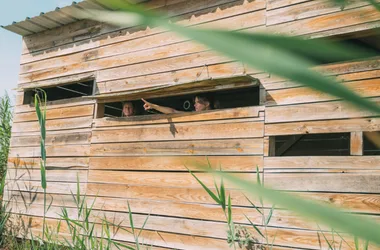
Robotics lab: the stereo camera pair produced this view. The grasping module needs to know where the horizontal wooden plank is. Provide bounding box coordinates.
[264,156,380,170]
[92,119,263,143]
[13,104,94,122]
[90,138,263,156]
[295,192,380,214]
[10,131,91,147]
[265,97,380,123]
[94,106,264,127]
[262,60,380,90]
[262,5,380,37]
[7,169,88,183]
[267,0,372,26]
[14,97,95,114]
[89,155,263,171]
[8,187,380,216]
[267,0,308,10]
[8,157,89,169]
[86,183,253,205]
[265,208,380,231]
[266,78,380,106]
[87,171,255,188]
[8,212,241,250]
[9,144,91,157]
[19,4,266,76]
[19,12,266,84]
[11,116,93,133]
[265,172,380,193]
[17,72,96,92]
[21,0,265,56]
[4,190,264,225]
[96,61,249,94]
[5,180,86,195]
[265,117,380,135]
[7,199,264,231]
[265,227,356,250]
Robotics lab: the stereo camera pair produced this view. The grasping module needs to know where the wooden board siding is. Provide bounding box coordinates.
[7,0,380,249]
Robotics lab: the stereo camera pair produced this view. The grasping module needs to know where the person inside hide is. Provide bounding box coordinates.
[121,101,135,117]
[141,94,218,114]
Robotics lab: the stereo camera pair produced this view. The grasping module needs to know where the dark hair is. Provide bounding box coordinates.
[121,101,134,107]
[194,94,220,109]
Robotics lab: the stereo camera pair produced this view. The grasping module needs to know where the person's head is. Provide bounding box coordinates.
[194,94,213,112]
[122,101,134,117]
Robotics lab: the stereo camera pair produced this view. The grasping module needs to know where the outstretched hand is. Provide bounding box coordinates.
[141,98,152,110]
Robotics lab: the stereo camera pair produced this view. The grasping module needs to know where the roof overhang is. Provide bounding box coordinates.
[1,0,147,36]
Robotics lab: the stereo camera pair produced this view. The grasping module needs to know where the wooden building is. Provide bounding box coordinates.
[3,0,380,248]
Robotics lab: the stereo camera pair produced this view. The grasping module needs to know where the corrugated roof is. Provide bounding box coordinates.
[0,0,131,36]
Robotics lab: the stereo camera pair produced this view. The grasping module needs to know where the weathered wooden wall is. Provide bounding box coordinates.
[6,0,380,249]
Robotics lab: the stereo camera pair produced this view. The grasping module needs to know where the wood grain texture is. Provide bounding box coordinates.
[13,98,95,113]
[8,157,89,169]
[87,171,255,188]
[7,169,87,183]
[265,117,380,136]
[13,104,94,122]
[19,3,265,76]
[90,138,263,156]
[21,0,265,56]
[266,78,380,106]
[267,0,372,25]
[9,144,90,158]
[264,156,380,170]
[265,97,380,123]
[89,155,263,171]
[262,5,380,37]
[92,119,263,143]
[262,59,380,90]
[265,172,380,193]
[11,116,93,133]
[351,131,364,156]
[10,131,91,147]
[94,106,264,127]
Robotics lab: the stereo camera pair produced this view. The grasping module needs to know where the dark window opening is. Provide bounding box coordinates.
[271,133,350,156]
[312,29,380,65]
[363,132,380,155]
[23,80,94,104]
[102,86,260,118]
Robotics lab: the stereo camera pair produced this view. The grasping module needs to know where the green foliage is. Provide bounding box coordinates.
[0,92,12,176]
[189,166,262,249]
[34,89,48,240]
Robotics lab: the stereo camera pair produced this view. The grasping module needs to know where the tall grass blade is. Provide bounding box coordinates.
[227,195,232,225]
[220,178,226,211]
[244,195,263,215]
[187,168,220,205]
[265,204,275,226]
[244,214,264,238]
[212,171,380,245]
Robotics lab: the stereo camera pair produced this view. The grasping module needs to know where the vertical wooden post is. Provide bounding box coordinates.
[94,103,105,119]
[350,131,363,156]
[264,136,276,157]
[259,86,266,106]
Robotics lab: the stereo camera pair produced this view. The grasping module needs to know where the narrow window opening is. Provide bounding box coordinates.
[312,29,380,65]
[103,85,260,118]
[23,80,94,104]
[271,133,350,156]
[363,132,380,155]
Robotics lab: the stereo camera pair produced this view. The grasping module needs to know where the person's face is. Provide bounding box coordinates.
[122,103,134,116]
[194,97,210,112]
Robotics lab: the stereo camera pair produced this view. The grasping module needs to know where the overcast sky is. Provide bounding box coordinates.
[0,0,79,101]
